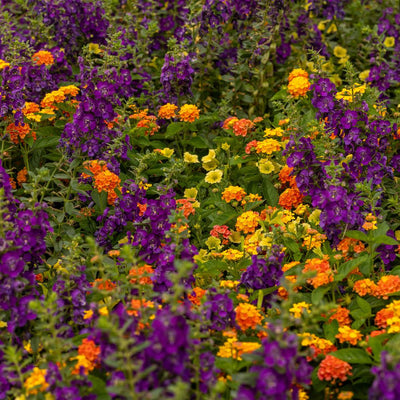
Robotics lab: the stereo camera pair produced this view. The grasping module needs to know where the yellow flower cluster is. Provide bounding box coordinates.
[299,332,336,354]
[288,68,310,98]
[236,211,260,234]
[333,45,349,64]
[222,186,246,203]
[24,367,49,395]
[335,326,363,345]
[302,229,327,250]
[0,59,10,70]
[41,85,80,108]
[220,280,240,288]
[289,302,311,318]
[257,159,275,174]
[256,138,281,154]
[335,83,366,102]
[217,336,261,360]
[264,127,283,137]
[219,249,244,261]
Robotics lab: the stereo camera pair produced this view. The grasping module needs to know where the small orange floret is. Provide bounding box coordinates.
[32,50,54,66]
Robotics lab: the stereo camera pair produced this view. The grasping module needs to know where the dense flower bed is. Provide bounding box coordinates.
[1,0,400,398]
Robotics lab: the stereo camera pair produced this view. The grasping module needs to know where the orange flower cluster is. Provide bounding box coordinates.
[17,167,28,185]
[82,160,121,205]
[375,300,400,332]
[41,85,79,108]
[158,103,178,119]
[336,326,363,345]
[91,278,116,291]
[24,367,49,395]
[176,198,197,218]
[210,224,231,244]
[221,186,247,203]
[235,303,262,331]
[303,256,333,288]
[329,306,352,326]
[318,355,352,383]
[188,287,207,306]
[32,50,54,65]
[236,211,260,234]
[278,187,304,210]
[362,213,377,230]
[72,339,100,374]
[302,228,327,250]
[337,237,365,259]
[6,122,36,144]
[353,275,400,299]
[241,193,262,205]
[129,264,154,285]
[375,307,394,328]
[217,336,261,360]
[127,299,154,316]
[288,68,310,98]
[232,118,254,137]
[299,333,337,360]
[129,108,159,135]
[279,165,296,187]
[179,104,200,122]
[245,139,258,154]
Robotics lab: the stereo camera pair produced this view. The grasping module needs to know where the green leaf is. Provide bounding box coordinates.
[311,285,330,304]
[262,177,278,206]
[330,348,372,364]
[183,136,209,148]
[372,235,398,246]
[165,122,184,138]
[311,367,327,392]
[346,230,369,242]
[87,375,111,398]
[323,320,339,343]
[335,255,369,281]
[33,136,60,149]
[356,296,372,316]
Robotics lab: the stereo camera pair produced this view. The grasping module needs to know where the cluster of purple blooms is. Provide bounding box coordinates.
[235,329,312,400]
[286,77,397,252]
[96,181,197,293]
[370,352,400,399]
[240,245,284,291]
[0,160,51,335]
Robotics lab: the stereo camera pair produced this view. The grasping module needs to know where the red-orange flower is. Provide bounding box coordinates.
[318,355,352,383]
[6,122,36,144]
[278,187,303,210]
[232,119,254,137]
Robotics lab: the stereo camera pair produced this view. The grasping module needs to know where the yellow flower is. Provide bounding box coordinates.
[205,236,221,250]
[0,59,10,70]
[159,148,174,158]
[99,306,109,316]
[256,138,281,154]
[202,159,219,171]
[257,159,275,174]
[333,46,347,58]
[83,310,94,320]
[327,23,337,33]
[184,188,198,199]
[384,36,395,48]
[359,70,370,81]
[309,209,321,225]
[88,43,102,54]
[338,56,350,65]
[24,367,48,395]
[184,152,199,163]
[289,302,311,318]
[221,142,230,151]
[201,149,216,163]
[205,169,223,184]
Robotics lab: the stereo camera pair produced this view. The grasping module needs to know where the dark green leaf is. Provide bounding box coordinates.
[330,348,372,364]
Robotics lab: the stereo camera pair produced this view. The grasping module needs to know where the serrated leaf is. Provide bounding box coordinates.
[330,348,372,364]
[356,296,372,316]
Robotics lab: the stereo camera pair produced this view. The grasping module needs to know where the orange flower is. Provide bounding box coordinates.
[279,165,296,187]
[136,115,159,136]
[127,299,154,316]
[9,177,16,189]
[222,116,239,129]
[32,50,54,66]
[288,69,310,98]
[235,303,262,331]
[81,160,108,178]
[278,187,304,210]
[129,264,154,285]
[245,139,258,154]
[337,237,365,259]
[179,104,200,122]
[91,279,116,291]
[303,256,333,288]
[17,167,28,185]
[137,203,147,216]
[176,198,196,218]
[236,211,260,234]
[329,306,351,326]
[93,170,121,205]
[317,355,352,383]
[374,275,400,299]
[375,308,394,328]
[222,186,247,203]
[6,122,36,144]
[188,287,206,306]
[353,279,377,297]
[232,119,254,137]
[78,339,100,366]
[158,103,178,119]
